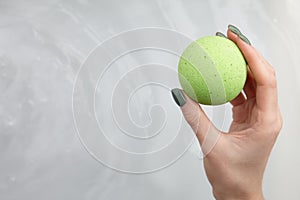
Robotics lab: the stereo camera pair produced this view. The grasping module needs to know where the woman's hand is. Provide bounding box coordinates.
[171,25,282,200]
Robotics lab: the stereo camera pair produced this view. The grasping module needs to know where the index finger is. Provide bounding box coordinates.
[227,29,278,113]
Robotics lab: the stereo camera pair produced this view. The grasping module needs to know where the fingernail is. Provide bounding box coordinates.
[239,34,251,45]
[228,24,251,45]
[171,88,186,107]
[216,32,227,38]
[228,24,242,35]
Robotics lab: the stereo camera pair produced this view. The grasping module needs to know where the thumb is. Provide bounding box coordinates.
[171,88,221,156]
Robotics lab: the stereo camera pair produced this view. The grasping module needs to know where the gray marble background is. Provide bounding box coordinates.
[1,0,299,199]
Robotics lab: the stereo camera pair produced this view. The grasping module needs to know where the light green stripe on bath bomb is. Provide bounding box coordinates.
[178,36,247,105]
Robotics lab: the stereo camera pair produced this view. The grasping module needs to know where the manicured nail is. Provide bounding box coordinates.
[239,34,251,45]
[228,24,241,35]
[216,32,227,38]
[171,88,186,107]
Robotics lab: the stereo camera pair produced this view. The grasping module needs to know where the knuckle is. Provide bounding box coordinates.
[269,67,277,79]
[272,119,282,135]
[265,67,277,87]
[270,67,276,76]
[183,110,200,131]
[276,112,283,134]
[256,110,282,135]
[265,114,283,135]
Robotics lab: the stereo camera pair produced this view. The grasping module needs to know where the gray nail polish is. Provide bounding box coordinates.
[171,88,186,107]
[239,34,251,45]
[216,32,227,38]
[228,24,242,35]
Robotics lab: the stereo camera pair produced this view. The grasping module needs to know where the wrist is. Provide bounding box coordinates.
[214,192,264,200]
[213,187,264,200]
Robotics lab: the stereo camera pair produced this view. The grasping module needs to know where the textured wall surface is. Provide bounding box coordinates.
[1,0,299,199]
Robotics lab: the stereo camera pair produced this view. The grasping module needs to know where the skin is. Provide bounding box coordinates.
[178,29,283,199]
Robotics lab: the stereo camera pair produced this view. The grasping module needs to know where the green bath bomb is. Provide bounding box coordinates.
[178,36,247,105]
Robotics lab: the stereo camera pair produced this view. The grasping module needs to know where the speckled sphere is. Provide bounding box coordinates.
[178,36,247,105]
